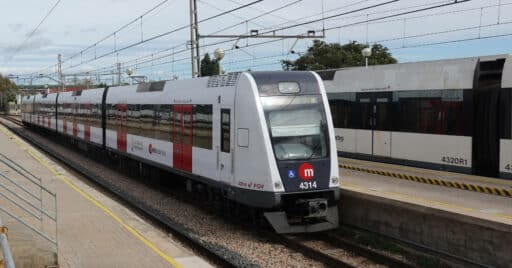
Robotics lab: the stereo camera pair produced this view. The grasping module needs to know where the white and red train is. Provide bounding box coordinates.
[22,71,340,233]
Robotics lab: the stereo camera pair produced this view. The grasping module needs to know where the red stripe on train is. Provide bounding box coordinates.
[117,129,127,152]
[73,122,78,137]
[85,124,91,142]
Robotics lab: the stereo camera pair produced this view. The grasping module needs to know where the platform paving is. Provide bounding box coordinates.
[0,124,212,268]
[339,158,512,225]
[340,157,512,190]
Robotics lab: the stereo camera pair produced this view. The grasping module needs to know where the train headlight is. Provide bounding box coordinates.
[274,182,282,189]
[331,177,339,185]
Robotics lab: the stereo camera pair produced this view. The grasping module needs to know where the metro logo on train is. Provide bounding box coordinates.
[298,163,314,180]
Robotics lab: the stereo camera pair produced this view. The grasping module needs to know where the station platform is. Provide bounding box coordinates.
[338,158,512,267]
[0,124,211,267]
[339,157,512,225]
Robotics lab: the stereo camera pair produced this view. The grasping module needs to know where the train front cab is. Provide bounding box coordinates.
[235,72,340,233]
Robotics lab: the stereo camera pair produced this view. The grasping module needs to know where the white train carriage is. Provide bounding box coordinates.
[22,71,340,233]
[323,55,512,179]
[56,88,105,145]
[21,95,35,124]
[32,93,58,130]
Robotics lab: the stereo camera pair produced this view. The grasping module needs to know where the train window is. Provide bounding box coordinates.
[138,104,152,138]
[358,99,373,130]
[328,93,356,129]
[221,109,230,153]
[157,104,172,141]
[192,105,213,149]
[375,99,392,131]
[395,89,466,135]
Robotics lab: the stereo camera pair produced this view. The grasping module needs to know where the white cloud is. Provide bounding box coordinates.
[2,0,511,80]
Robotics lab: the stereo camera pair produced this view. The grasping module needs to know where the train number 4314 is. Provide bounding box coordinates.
[299,181,317,190]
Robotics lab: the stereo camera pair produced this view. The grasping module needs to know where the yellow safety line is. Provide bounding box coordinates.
[339,163,512,198]
[0,125,183,268]
[339,157,512,186]
[341,182,512,221]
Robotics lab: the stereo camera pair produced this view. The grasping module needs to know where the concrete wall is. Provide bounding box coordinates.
[339,189,512,268]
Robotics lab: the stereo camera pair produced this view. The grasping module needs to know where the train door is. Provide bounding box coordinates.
[357,92,393,157]
[172,105,193,172]
[116,103,128,152]
[218,108,233,185]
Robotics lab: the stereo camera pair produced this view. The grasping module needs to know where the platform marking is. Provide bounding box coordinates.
[0,125,184,268]
[339,164,512,198]
[342,182,512,222]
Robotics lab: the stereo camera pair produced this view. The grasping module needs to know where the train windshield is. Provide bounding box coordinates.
[261,95,328,161]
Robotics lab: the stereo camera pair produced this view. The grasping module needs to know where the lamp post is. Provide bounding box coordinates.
[362,47,372,68]
[214,48,225,75]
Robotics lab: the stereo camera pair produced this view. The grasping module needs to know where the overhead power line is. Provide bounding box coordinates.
[63,0,263,71]
[64,0,171,63]
[319,0,472,32]
[90,0,305,75]
[4,0,62,64]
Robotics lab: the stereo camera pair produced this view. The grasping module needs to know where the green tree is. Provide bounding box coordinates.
[0,74,18,106]
[200,53,220,76]
[281,40,397,71]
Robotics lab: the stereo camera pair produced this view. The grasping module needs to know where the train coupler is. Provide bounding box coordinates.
[264,205,339,233]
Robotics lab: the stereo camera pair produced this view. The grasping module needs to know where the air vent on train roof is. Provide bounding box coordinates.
[207,72,241,88]
[136,81,165,92]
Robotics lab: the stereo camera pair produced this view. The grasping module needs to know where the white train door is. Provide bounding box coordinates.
[218,108,233,185]
[357,92,392,157]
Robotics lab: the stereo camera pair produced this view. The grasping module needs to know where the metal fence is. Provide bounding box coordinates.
[0,152,58,267]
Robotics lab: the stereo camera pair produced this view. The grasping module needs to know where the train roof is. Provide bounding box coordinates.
[323,54,512,92]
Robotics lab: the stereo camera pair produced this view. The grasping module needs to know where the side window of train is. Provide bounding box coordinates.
[394,89,467,136]
[221,109,231,153]
[328,93,356,129]
[193,105,213,150]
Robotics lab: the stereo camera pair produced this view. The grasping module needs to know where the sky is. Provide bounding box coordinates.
[1,0,512,86]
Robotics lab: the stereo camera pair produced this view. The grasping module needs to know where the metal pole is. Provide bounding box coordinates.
[117,63,121,86]
[0,218,15,268]
[58,54,64,92]
[193,0,201,77]
[189,0,197,78]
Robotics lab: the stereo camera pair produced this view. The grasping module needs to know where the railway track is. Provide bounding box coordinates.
[279,231,415,268]
[1,115,23,127]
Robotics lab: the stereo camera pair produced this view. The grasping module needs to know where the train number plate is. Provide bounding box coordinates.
[441,156,468,166]
[505,164,512,171]
[299,181,317,190]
